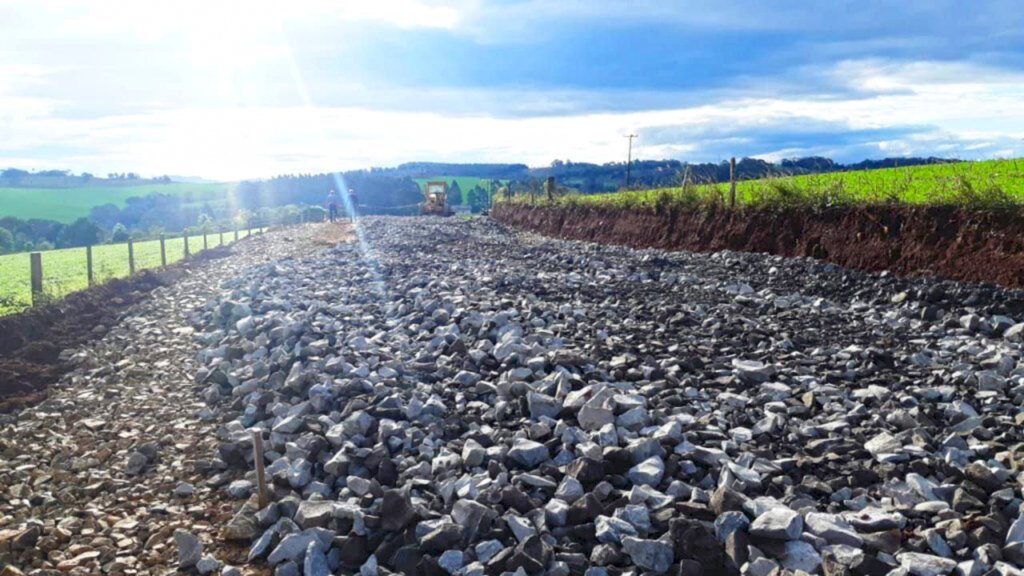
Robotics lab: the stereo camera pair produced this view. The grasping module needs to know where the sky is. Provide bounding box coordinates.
[1,0,1023,180]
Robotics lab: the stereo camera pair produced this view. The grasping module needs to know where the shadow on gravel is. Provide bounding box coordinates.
[0,245,234,412]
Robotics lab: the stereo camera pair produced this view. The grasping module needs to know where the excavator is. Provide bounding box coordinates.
[420,181,453,216]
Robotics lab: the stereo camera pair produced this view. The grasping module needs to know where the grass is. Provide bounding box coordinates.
[0,229,259,316]
[529,159,1024,211]
[0,182,234,223]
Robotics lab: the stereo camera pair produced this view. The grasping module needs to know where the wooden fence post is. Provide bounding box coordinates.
[128,239,135,275]
[160,234,167,266]
[729,157,737,208]
[86,245,94,286]
[219,229,224,246]
[30,252,42,305]
[184,233,190,257]
[233,227,239,243]
[253,431,269,509]
[203,232,208,251]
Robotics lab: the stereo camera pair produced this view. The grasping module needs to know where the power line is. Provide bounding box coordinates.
[625,134,638,188]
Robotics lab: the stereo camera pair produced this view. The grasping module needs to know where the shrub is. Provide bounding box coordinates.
[110,223,129,242]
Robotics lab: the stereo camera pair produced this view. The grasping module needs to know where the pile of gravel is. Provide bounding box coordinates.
[186,217,1024,576]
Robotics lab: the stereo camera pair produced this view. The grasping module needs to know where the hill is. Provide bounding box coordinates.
[0,182,233,223]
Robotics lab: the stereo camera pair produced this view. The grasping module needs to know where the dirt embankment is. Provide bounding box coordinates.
[0,246,234,411]
[493,203,1024,289]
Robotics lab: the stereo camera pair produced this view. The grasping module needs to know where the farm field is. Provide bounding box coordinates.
[0,229,257,315]
[556,158,1024,209]
[413,176,500,203]
[0,181,234,223]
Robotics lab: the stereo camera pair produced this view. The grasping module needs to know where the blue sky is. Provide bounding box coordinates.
[1,0,1022,179]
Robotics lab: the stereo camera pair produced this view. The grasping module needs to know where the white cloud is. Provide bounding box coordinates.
[3,60,1023,181]
[0,0,1022,180]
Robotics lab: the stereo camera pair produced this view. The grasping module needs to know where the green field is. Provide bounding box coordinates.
[0,229,257,315]
[0,182,234,223]
[546,159,1024,210]
[414,176,500,204]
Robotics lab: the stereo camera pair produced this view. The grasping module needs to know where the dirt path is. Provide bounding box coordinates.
[0,223,350,575]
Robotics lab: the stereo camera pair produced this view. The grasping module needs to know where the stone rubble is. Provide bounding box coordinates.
[6,216,1024,576]
[0,224,343,574]
[180,217,1024,576]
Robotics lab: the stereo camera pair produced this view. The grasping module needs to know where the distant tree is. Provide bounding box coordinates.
[110,223,129,243]
[35,240,54,251]
[89,204,121,230]
[1,168,30,178]
[58,218,103,248]
[0,227,13,253]
[448,180,463,205]
[81,172,94,181]
[467,185,490,213]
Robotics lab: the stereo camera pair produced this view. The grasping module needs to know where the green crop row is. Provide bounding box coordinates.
[513,159,1024,211]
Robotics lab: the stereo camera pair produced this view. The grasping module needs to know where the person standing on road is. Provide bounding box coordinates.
[326,189,340,222]
[347,188,358,223]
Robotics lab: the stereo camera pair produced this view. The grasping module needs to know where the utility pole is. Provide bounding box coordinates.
[625,134,638,188]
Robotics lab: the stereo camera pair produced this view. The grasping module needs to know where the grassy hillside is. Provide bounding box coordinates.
[413,176,499,204]
[0,182,234,223]
[552,159,1024,209]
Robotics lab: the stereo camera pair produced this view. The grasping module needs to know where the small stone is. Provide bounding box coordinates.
[475,540,504,564]
[749,507,802,540]
[596,515,638,544]
[174,529,203,569]
[226,479,254,499]
[507,438,549,468]
[621,536,674,573]
[125,451,148,476]
[303,541,330,576]
[804,512,863,547]
[555,476,585,503]
[627,456,665,487]
[897,552,957,576]
[196,555,223,575]
[527,391,561,419]
[438,550,465,574]
[380,490,416,532]
[864,432,901,456]
[174,482,196,497]
[780,540,822,573]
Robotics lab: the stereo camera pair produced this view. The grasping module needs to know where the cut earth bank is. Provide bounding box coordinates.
[492,203,1024,291]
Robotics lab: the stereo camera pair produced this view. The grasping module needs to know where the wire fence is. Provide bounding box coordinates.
[0,226,268,316]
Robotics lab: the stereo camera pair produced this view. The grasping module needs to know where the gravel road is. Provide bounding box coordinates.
[0,224,346,575]
[5,216,1024,576]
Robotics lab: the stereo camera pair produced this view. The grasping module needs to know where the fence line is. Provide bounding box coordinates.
[7,225,269,311]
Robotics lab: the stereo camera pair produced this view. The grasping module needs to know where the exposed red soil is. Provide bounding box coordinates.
[0,245,233,411]
[493,203,1024,289]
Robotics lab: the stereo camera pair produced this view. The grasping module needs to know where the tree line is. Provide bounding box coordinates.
[0,155,957,254]
[364,156,954,193]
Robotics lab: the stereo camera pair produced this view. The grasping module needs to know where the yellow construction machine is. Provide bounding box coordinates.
[420,181,453,216]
